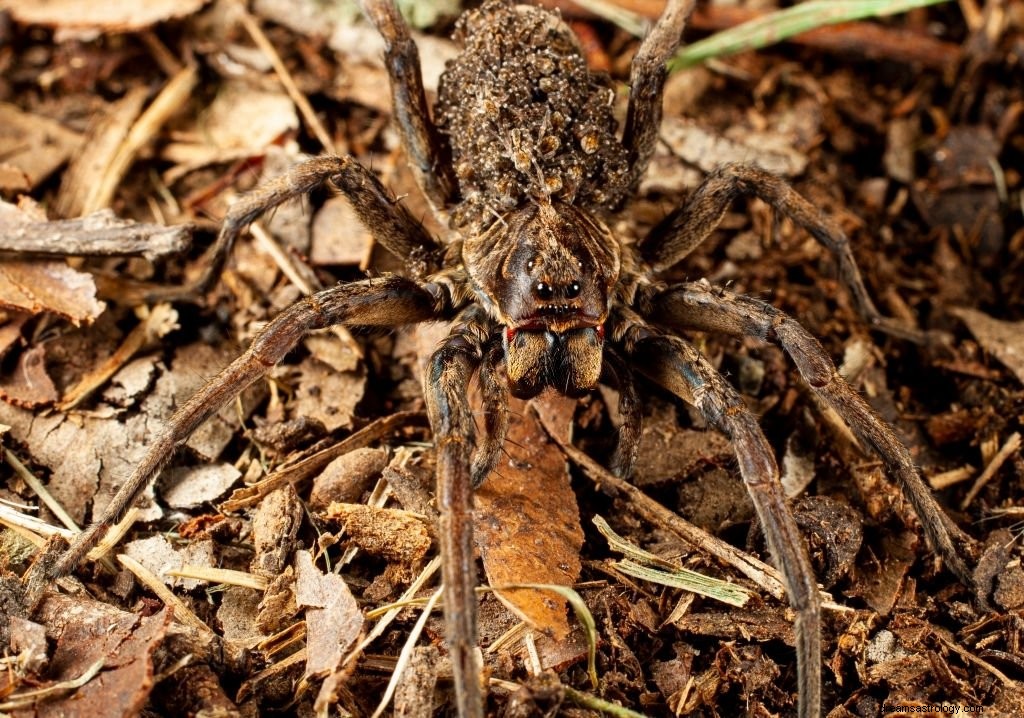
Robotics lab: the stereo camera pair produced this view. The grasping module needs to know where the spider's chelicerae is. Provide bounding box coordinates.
[53,1,978,716]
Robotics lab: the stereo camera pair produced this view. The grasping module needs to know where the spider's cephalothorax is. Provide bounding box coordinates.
[51,2,977,718]
[464,200,620,398]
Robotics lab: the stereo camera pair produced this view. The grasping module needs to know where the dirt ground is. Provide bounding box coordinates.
[1,0,1023,716]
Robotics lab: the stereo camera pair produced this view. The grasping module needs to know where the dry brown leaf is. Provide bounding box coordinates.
[0,344,58,408]
[287,357,365,432]
[295,550,364,678]
[123,534,217,591]
[160,463,242,509]
[0,0,209,31]
[0,261,104,326]
[951,307,1024,386]
[30,594,172,718]
[475,394,583,641]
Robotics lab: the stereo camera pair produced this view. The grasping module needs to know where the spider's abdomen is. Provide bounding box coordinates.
[436,0,629,231]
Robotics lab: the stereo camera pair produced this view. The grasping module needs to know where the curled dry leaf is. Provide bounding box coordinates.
[0,343,59,408]
[474,394,583,641]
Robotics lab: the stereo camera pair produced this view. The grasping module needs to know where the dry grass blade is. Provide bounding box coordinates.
[0,658,105,711]
[166,565,270,591]
[117,554,213,635]
[370,587,442,718]
[595,515,754,607]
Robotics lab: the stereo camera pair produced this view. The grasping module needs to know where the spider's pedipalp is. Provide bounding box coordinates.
[648,281,977,582]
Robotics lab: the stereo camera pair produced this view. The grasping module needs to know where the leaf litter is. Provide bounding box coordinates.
[0,0,1023,715]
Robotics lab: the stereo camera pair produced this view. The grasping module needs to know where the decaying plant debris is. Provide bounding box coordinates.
[0,0,1023,715]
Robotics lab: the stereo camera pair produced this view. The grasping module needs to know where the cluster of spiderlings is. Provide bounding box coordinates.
[436,0,630,232]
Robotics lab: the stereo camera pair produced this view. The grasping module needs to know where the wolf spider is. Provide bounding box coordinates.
[52,1,976,716]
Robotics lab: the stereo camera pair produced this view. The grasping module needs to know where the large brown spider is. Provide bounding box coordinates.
[52,1,977,716]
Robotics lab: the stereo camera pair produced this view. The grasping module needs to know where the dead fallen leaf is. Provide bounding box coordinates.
[295,550,364,678]
[27,594,172,718]
[0,0,209,31]
[160,463,242,509]
[475,394,583,641]
[950,307,1024,386]
[123,534,216,591]
[0,261,104,326]
[0,344,59,408]
[287,357,365,432]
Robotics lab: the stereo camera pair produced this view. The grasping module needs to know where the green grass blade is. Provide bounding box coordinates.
[670,0,952,70]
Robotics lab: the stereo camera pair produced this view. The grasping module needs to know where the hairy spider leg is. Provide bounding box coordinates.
[639,163,930,343]
[614,311,823,718]
[646,281,977,582]
[599,347,643,477]
[622,0,696,191]
[124,155,443,305]
[360,0,459,212]
[52,275,452,579]
[423,307,494,718]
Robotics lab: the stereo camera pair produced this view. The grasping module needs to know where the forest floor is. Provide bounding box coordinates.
[1,1,1023,716]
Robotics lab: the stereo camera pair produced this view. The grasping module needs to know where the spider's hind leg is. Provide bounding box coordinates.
[615,313,822,718]
[646,280,976,582]
[639,163,928,343]
[423,307,504,718]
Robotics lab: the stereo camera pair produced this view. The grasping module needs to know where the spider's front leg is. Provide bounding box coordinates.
[639,163,928,343]
[614,312,822,718]
[359,0,458,211]
[621,0,696,190]
[51,276,452,578]
[645,281,976,581]
[422,307,504,718]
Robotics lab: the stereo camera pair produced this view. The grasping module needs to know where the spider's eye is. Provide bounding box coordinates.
[534,281,554,300]
[565,281,581,299]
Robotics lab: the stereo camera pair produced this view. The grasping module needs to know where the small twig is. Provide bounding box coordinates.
[0,211,190,261]
[960,432,1021,510]
[234,1,336,154]
[927,464,977,490]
